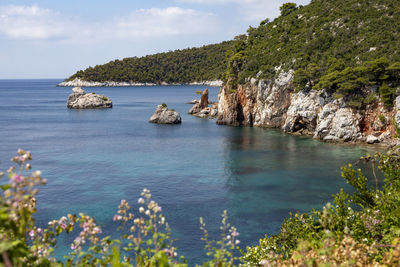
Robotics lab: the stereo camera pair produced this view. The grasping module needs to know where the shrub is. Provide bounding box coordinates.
[161,103,167,108]
[379,114,386,124]
[241,146,400,266]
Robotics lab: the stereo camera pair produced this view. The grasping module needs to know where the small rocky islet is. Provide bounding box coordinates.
[149,104,182,124]
[67,87,112,109]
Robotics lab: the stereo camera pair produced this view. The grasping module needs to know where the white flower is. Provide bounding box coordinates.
[138,198,144,204]
[145,210,151,216]
[235,240,240,245]
[139,207,145,213]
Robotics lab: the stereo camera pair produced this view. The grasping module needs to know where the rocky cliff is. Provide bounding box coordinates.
[217,72,399,145]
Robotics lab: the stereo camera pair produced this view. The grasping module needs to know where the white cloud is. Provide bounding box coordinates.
[0,4,65,39]
[176,0,311,21]
[0,5,218,42]
[112,7,217,38]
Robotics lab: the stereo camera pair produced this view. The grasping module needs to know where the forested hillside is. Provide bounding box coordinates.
[66,42,233,84]
[226,0,400,105]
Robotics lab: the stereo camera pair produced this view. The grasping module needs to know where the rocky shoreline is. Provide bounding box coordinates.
[58,78,223,87]
[216,71,400,146]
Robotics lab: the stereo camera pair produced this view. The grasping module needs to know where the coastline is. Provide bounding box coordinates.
[57,78,223,87]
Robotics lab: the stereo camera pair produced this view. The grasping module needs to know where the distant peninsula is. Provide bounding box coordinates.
[58,78,222,87]
[60,41,232,86]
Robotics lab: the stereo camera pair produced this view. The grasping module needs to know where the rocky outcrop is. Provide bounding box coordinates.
[216,71,400,145]
[149,105,182,124]
[188,89,218,118]
[59,78,223,87]
[67,87,112,109]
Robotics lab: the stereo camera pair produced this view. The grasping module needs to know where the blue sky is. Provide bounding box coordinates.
[0,0,310,79]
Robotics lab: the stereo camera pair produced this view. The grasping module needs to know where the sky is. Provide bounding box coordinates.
[0,0,310,79]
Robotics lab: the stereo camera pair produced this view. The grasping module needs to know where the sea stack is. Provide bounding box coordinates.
[149,104,182,124]
[67,87,112,109]
[188,88,218,118]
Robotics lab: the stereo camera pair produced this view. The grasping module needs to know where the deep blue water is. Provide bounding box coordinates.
[0,79,376,264]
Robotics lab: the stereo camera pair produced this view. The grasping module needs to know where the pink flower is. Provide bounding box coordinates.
[12,174,24,183]
[29,230,35,237]
[113,215,122,221]
[71,244,76,250]
[82,222,89,231]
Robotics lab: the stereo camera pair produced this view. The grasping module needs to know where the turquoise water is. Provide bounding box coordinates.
[0,80,375,263]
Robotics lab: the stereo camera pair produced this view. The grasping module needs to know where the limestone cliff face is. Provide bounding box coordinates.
[217,72,399,145]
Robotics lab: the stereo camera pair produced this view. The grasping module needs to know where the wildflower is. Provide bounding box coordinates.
[164,248,173,257]
[71,244,77,250]
[138,198,144,204]
[139,207,145,213]
[29,230,35,237]
[235,240,240,245]
[145,210,151,216]
[227,235,231,240]
[12,174,24,183]
[93,227,102,234]
[232,231,239,237]
[33,170,42,177]
[113,215,122,221]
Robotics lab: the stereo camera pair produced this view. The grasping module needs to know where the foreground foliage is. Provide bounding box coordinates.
[2,143,400,266]
[0,150,238,266]
[242,145,400,266]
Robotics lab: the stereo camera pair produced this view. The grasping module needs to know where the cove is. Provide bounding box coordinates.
[0,80,376,263]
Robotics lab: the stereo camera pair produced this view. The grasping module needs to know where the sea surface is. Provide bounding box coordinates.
[0,79,376,264]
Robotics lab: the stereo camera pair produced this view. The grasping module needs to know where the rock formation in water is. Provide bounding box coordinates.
[216,72,400,145]
[67,87,112,109]
[188,88,218,119]
[149,105,182,124]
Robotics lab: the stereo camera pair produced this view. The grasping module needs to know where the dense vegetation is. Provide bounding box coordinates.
[226,0,400,106]
[66,42,233,84]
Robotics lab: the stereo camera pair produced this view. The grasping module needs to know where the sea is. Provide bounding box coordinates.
[0,79,376,264]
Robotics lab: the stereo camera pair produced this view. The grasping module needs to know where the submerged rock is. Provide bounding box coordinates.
[187,99,199,104]
[149,105,182,124]
[67,87,112,109]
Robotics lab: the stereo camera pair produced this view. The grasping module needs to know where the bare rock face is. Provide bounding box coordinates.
[188,88,218,119]
[200,88,209,109]
[216,70,398,144]
[217,72,293,127]
[149,105,182,124]
[67,87,112,109]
